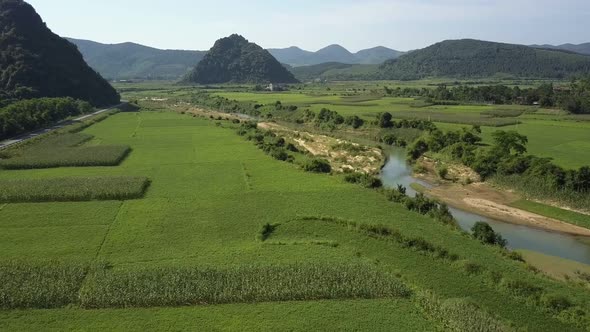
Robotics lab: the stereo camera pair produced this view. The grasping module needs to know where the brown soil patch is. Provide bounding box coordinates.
[259,122,382,174]
[424,181,590,237]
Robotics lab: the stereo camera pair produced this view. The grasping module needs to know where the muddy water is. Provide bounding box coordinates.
[381,148,590,265]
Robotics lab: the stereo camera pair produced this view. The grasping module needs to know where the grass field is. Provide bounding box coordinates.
[1,109,589,330]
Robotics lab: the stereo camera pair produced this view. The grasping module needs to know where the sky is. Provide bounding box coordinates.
[27,0,590,52]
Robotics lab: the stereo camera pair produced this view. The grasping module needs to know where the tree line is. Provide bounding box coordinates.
[0,98,92,140]
[406,126,590,195]
[384,77,590,114]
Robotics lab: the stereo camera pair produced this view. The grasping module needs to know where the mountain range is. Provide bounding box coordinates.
[66,38,403,80]
[66,38,206,80]
[530,43,590,56]
[267,45,403,67]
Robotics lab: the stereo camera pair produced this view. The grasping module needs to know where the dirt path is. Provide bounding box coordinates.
[423,181,590,237]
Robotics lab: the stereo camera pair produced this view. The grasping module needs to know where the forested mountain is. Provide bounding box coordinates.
[268,45,402,66]
[67,38,206,80]
[0,0,119,106]
[378,39,590,80]
[531,43,590,56]
[185,34,298,84]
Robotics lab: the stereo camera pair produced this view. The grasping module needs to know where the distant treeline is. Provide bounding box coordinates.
[0,98,92,140]
[384,77,590,114]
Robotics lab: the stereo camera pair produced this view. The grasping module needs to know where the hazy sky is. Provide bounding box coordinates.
[27,0,590,52]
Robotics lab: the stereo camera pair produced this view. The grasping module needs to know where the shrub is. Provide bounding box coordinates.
[344,172,383,188]
[303,159,331,173]
[501,279,544,299]
[471,222,507,248]
[437,166,449,179]
[269,148,289,161]
[257,223,277,241]
[541,294,573,312]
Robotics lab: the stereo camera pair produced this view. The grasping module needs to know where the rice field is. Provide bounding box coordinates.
[1,110,588,331]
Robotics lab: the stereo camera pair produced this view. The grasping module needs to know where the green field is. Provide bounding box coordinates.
[1,109,590,330]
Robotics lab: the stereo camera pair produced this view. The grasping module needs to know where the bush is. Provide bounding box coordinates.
[437,166,449,179]
[541,294,573,312]
[344,172,383,188]
[257,223,277,241]
[471,222,507,248]
[303,159,331,173]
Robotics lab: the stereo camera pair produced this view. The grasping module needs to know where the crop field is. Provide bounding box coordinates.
[0,133,131,170]
[1,110,589,330]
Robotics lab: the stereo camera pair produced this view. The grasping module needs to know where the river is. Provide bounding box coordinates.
[381,148,590,265]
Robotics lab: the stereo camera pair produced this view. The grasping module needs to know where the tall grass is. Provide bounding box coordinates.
[79,263,411,308]
[0,260,87,309]
[0,177,150,202]
[0,145,131,169]
[416,290,514,332]
[492,174,590,212]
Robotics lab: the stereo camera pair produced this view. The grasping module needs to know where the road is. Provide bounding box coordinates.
[0,103,126,150]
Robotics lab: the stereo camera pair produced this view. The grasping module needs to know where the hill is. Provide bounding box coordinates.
[268,45,402,66]
[531,43,590,56]
[379,39,590,80]
[67,38,206,80]
[185,34,298,84]
[290,62,379,81]
[0,0,119,106]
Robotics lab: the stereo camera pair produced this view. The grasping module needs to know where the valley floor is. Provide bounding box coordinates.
[1,110,589,330]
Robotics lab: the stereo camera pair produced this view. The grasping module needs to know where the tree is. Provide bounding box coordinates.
[491,131,528,155]
[344,115,364,129]
[377,112,393,128]
[471,222,507,248]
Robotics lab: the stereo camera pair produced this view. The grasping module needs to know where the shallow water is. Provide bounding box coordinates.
[380,148,590,265]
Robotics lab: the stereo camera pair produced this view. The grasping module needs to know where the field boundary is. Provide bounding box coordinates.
[93,201,124,262]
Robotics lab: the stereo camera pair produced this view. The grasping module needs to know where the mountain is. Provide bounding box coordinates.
[531,43,590,56]
[67,38,206,80]
[0,0,119,106]
[355,46,404,65]
[268,45,403,66]
[185,34,298,84]
[379,39,590,80]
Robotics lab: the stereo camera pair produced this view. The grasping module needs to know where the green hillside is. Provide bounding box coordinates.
[0,0,119,106]
[290,62,378,81]
[185,34,298,84]
[67,38,205,80]
[379,39,590,80]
